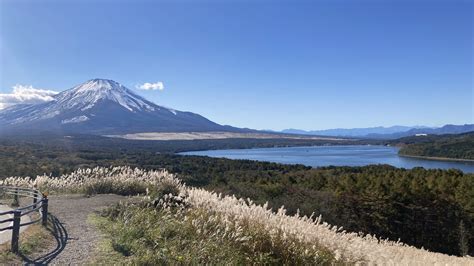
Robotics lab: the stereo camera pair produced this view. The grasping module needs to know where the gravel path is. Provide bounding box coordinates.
[0,204,14,244]
[26,194,126,265]
[0,204,31,245]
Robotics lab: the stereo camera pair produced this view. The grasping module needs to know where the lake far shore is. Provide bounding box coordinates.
[399,154,474,163]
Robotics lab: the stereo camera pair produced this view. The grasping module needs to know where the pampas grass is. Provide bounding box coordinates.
[2,166,472,264]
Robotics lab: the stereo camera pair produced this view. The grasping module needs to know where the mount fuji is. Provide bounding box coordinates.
[0,79,241,135]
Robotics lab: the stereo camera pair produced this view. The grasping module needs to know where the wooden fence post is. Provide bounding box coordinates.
[41,198,48,226]
[13,189,19,207]
[33,193,38,209]
[11,210,21,254]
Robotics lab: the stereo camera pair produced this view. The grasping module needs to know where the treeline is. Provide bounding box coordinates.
[0,137,472,256]
[0,134,356,177]
[397,131,474,160]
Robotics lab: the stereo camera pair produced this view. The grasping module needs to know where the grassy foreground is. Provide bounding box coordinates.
[90,202,334,264]
[1,166,472,264]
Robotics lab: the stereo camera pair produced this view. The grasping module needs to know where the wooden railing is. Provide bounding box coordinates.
[0,186,48,253]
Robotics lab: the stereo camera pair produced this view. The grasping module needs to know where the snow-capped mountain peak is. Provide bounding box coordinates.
[54,78,156,112]
[0,78,231,134]
[76,79,121,92]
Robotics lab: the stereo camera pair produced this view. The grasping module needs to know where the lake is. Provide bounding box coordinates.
[180,145,474,173]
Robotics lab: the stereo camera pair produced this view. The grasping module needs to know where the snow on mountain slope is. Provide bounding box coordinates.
[54,79,157,112]
[61,115,90,124]
[0,79,238,134]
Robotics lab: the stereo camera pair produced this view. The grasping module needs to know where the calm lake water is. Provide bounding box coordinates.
[180,145,474,173]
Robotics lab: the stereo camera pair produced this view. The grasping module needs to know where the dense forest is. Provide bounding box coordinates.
[0,135,472,256]
[396,131,474,160]
[0,134,375,177]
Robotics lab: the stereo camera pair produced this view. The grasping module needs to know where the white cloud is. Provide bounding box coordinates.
[137,81,164,91]
[0,84,59,109]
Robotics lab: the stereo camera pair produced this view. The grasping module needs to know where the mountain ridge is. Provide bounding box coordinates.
[277,124,474,139]
[0,79,244,135]
[280,125,425,136]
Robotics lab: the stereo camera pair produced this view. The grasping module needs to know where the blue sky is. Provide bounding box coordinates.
[0,0,472,130]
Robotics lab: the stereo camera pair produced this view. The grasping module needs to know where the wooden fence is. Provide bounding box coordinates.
[0,186,48,253]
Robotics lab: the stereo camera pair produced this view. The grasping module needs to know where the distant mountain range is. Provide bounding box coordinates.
[280,126,424,137]
[0,79,243,135]
[277,124,474,139]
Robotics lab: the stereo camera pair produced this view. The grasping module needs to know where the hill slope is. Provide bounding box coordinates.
[397,131,474,160]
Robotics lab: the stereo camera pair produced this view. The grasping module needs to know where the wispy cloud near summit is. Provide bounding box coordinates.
[137,81,164,91]
[0,85,58,109]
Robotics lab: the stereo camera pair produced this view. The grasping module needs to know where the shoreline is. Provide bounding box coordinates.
[399,154,474,163]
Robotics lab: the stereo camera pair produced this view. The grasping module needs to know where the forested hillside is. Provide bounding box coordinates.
[397,132,474,160]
